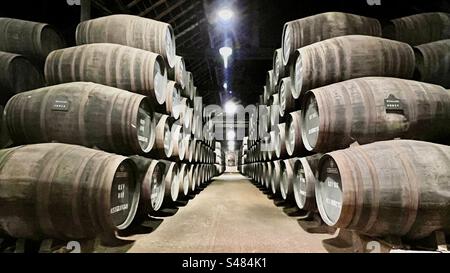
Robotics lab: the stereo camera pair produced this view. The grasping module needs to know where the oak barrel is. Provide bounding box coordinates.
[0,143,139,240]
[45,43,168,105]
[130,156,165,214]
[414,39,450,88]
[0,51,45,104]
[285,110,309,157]
[301,77,450,153]
[291,35,415,100]
[292,154,322,211]
[150,113,174,158]
[168,56,187,89]
[0,18,65,63]
[316,140,450,239]
[282,12,381,65]
[159,160,180,205]
[280,159,295,201]
[5,82,156,155]
[383,12,450,46]
[76,14,176,68]
[278,77,297,117]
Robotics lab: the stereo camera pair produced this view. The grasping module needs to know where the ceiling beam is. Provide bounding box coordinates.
[138,0,165,17]
[155,0,187,20]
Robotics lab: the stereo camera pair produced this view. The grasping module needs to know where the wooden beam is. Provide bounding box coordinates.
[155,0,187,20]
[126,0,144,9]
[139,0,166,17]
[168,2,199,25]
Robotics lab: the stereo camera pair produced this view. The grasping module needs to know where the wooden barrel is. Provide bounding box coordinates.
[182,71,194,99]
[130,156,165,214]
[178,163,190,198]
[150,113,173,158]
[291,35,415,101]
[45,43,168,105]
[0,51,45,104]
[0,143,139,240]
[5,82,156,155]
[0,18,65,64]
[76,14,176,68]
[316,140,450,240]
[160,81,181,116]
[269,100,280,129]
[285,110,308,157]
[267,162,275,189]
[301,77,450,153]
[183,107,193,133]
[278,77,297,117]
[292,154,322,211]
[265,70,275,95]
[159,160,180,205]
[414,39,450,88]
[282,12,381,65]
[170,124,183,160]
[383,12,450,46]
[173,97,188,121]
[188,139,197,163]
[274,123,288,159]
[273,48,287,85]
[188,164,197,192]
[271,160,282,195]
[0,105,12,149]
[280,159,295,201]
[168,56,187,89]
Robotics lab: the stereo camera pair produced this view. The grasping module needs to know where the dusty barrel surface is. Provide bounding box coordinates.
[291,35,415,100]
[316,140,450,240]
[293,154,322,211]
[159,160,180,205]
[383,12,450,46]
[150,113,174,159]
[0,143,139,240]
[5,82,155,155]
[130,156,165,214]
[414,39,450,88]
[282,12,381,65]
[168,56,187,89]
[0,18,65,63]
[76,14,176,68]
[45,43,168,105]
[301,77,450,153]
[0,51,45,103]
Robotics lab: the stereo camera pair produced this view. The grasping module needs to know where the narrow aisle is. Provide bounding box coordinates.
[127,173,334,253]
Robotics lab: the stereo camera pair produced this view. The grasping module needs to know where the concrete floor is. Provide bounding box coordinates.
[122,173,336,253]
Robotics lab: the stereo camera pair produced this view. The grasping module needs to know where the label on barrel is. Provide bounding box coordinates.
[384,94,403,113]
[51,97,70,112]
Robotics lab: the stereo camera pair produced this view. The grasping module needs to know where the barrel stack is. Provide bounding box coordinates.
[239,11,450,251]
[0,14,222,247]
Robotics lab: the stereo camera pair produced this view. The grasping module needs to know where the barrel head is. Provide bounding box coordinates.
[316,156,343,226]
[302,94,320,151]
[110,161,136,229]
